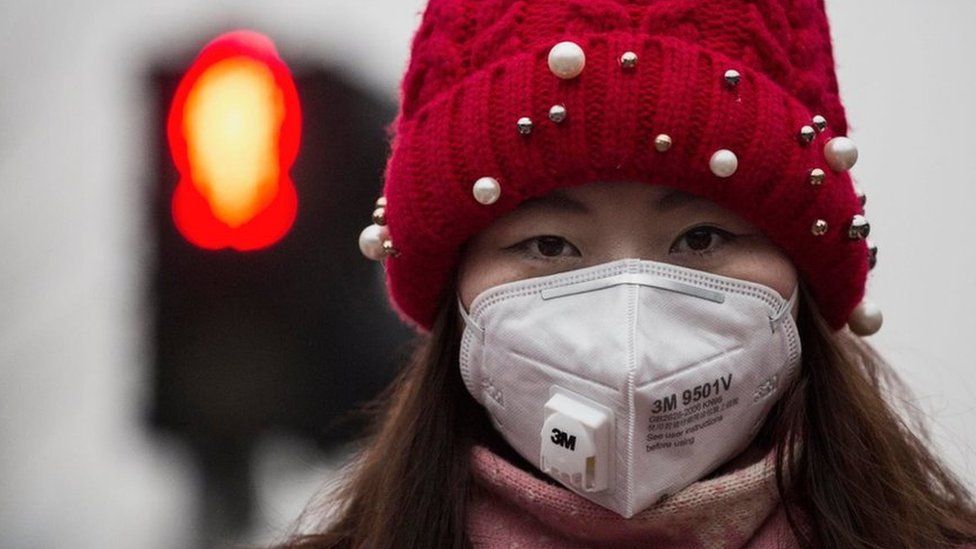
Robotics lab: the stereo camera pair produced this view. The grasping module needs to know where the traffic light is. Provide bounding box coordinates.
[148,30,412,540]
[167,30,300,250]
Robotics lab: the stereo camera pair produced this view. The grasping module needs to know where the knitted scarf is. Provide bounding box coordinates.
[466,440,802,548]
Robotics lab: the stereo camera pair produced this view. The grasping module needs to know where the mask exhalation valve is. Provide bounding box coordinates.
[540,387,612,493]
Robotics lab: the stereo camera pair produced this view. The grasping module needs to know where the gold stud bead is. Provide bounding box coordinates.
[724,69,741,87]
[809,168,826,186]
[620,51,638,69]
[811,219,828,236]
[848,214,870,240]
[382,240,400,258]
[654,134,672,152]
[812,115,827,133]
[799,125,816,145]
[375,196,387,208]
[548,104,567,123]
[372,207,386,226]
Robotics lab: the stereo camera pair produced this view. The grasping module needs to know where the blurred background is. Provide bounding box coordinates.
[1,1,974,548]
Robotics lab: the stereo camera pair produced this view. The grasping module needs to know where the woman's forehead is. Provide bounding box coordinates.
[518,182,712,215]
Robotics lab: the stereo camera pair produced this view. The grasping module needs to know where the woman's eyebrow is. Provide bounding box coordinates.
[656,189,703,212]
[517,192,590,214]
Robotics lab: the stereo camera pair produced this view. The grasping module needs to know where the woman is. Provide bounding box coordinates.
[282,0,976,546]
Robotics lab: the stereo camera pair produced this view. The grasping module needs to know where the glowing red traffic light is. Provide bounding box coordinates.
[167,30,301,251]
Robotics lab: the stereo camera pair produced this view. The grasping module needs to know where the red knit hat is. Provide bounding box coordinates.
[358,0,880,335]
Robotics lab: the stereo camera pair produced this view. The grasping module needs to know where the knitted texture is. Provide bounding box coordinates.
[379,0,869,332]
[466,441,803,547]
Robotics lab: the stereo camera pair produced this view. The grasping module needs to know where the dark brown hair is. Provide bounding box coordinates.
[275,279,976,549]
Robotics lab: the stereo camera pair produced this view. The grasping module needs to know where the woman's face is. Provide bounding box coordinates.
[457,181,799,320]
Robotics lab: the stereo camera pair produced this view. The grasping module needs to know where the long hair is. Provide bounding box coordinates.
[276,277,976,549]
[770,283,976,548]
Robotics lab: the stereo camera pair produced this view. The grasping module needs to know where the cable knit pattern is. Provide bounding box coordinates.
[380,0,869,332]
[467,441,803,547]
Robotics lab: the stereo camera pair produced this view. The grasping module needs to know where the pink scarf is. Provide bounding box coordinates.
[467,441,802,548]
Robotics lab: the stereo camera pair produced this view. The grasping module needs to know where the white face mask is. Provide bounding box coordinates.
[457,257,801,518]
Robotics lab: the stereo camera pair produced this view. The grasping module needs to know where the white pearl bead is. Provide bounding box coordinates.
[824,136,858,172]
[472,176,501,205]
[709,149,738,178]
[847,299,883,336]
[548,41,585,79]
[358,223,390,261]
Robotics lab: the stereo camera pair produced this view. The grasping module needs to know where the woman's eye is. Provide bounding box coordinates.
[670,226,734,256]
[511,235,581,260]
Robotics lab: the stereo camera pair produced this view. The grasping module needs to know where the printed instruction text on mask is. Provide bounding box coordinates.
[646,373,738,452]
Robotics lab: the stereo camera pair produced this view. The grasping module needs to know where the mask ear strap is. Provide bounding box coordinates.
[769,282,800,333]
[457,295,485,341]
